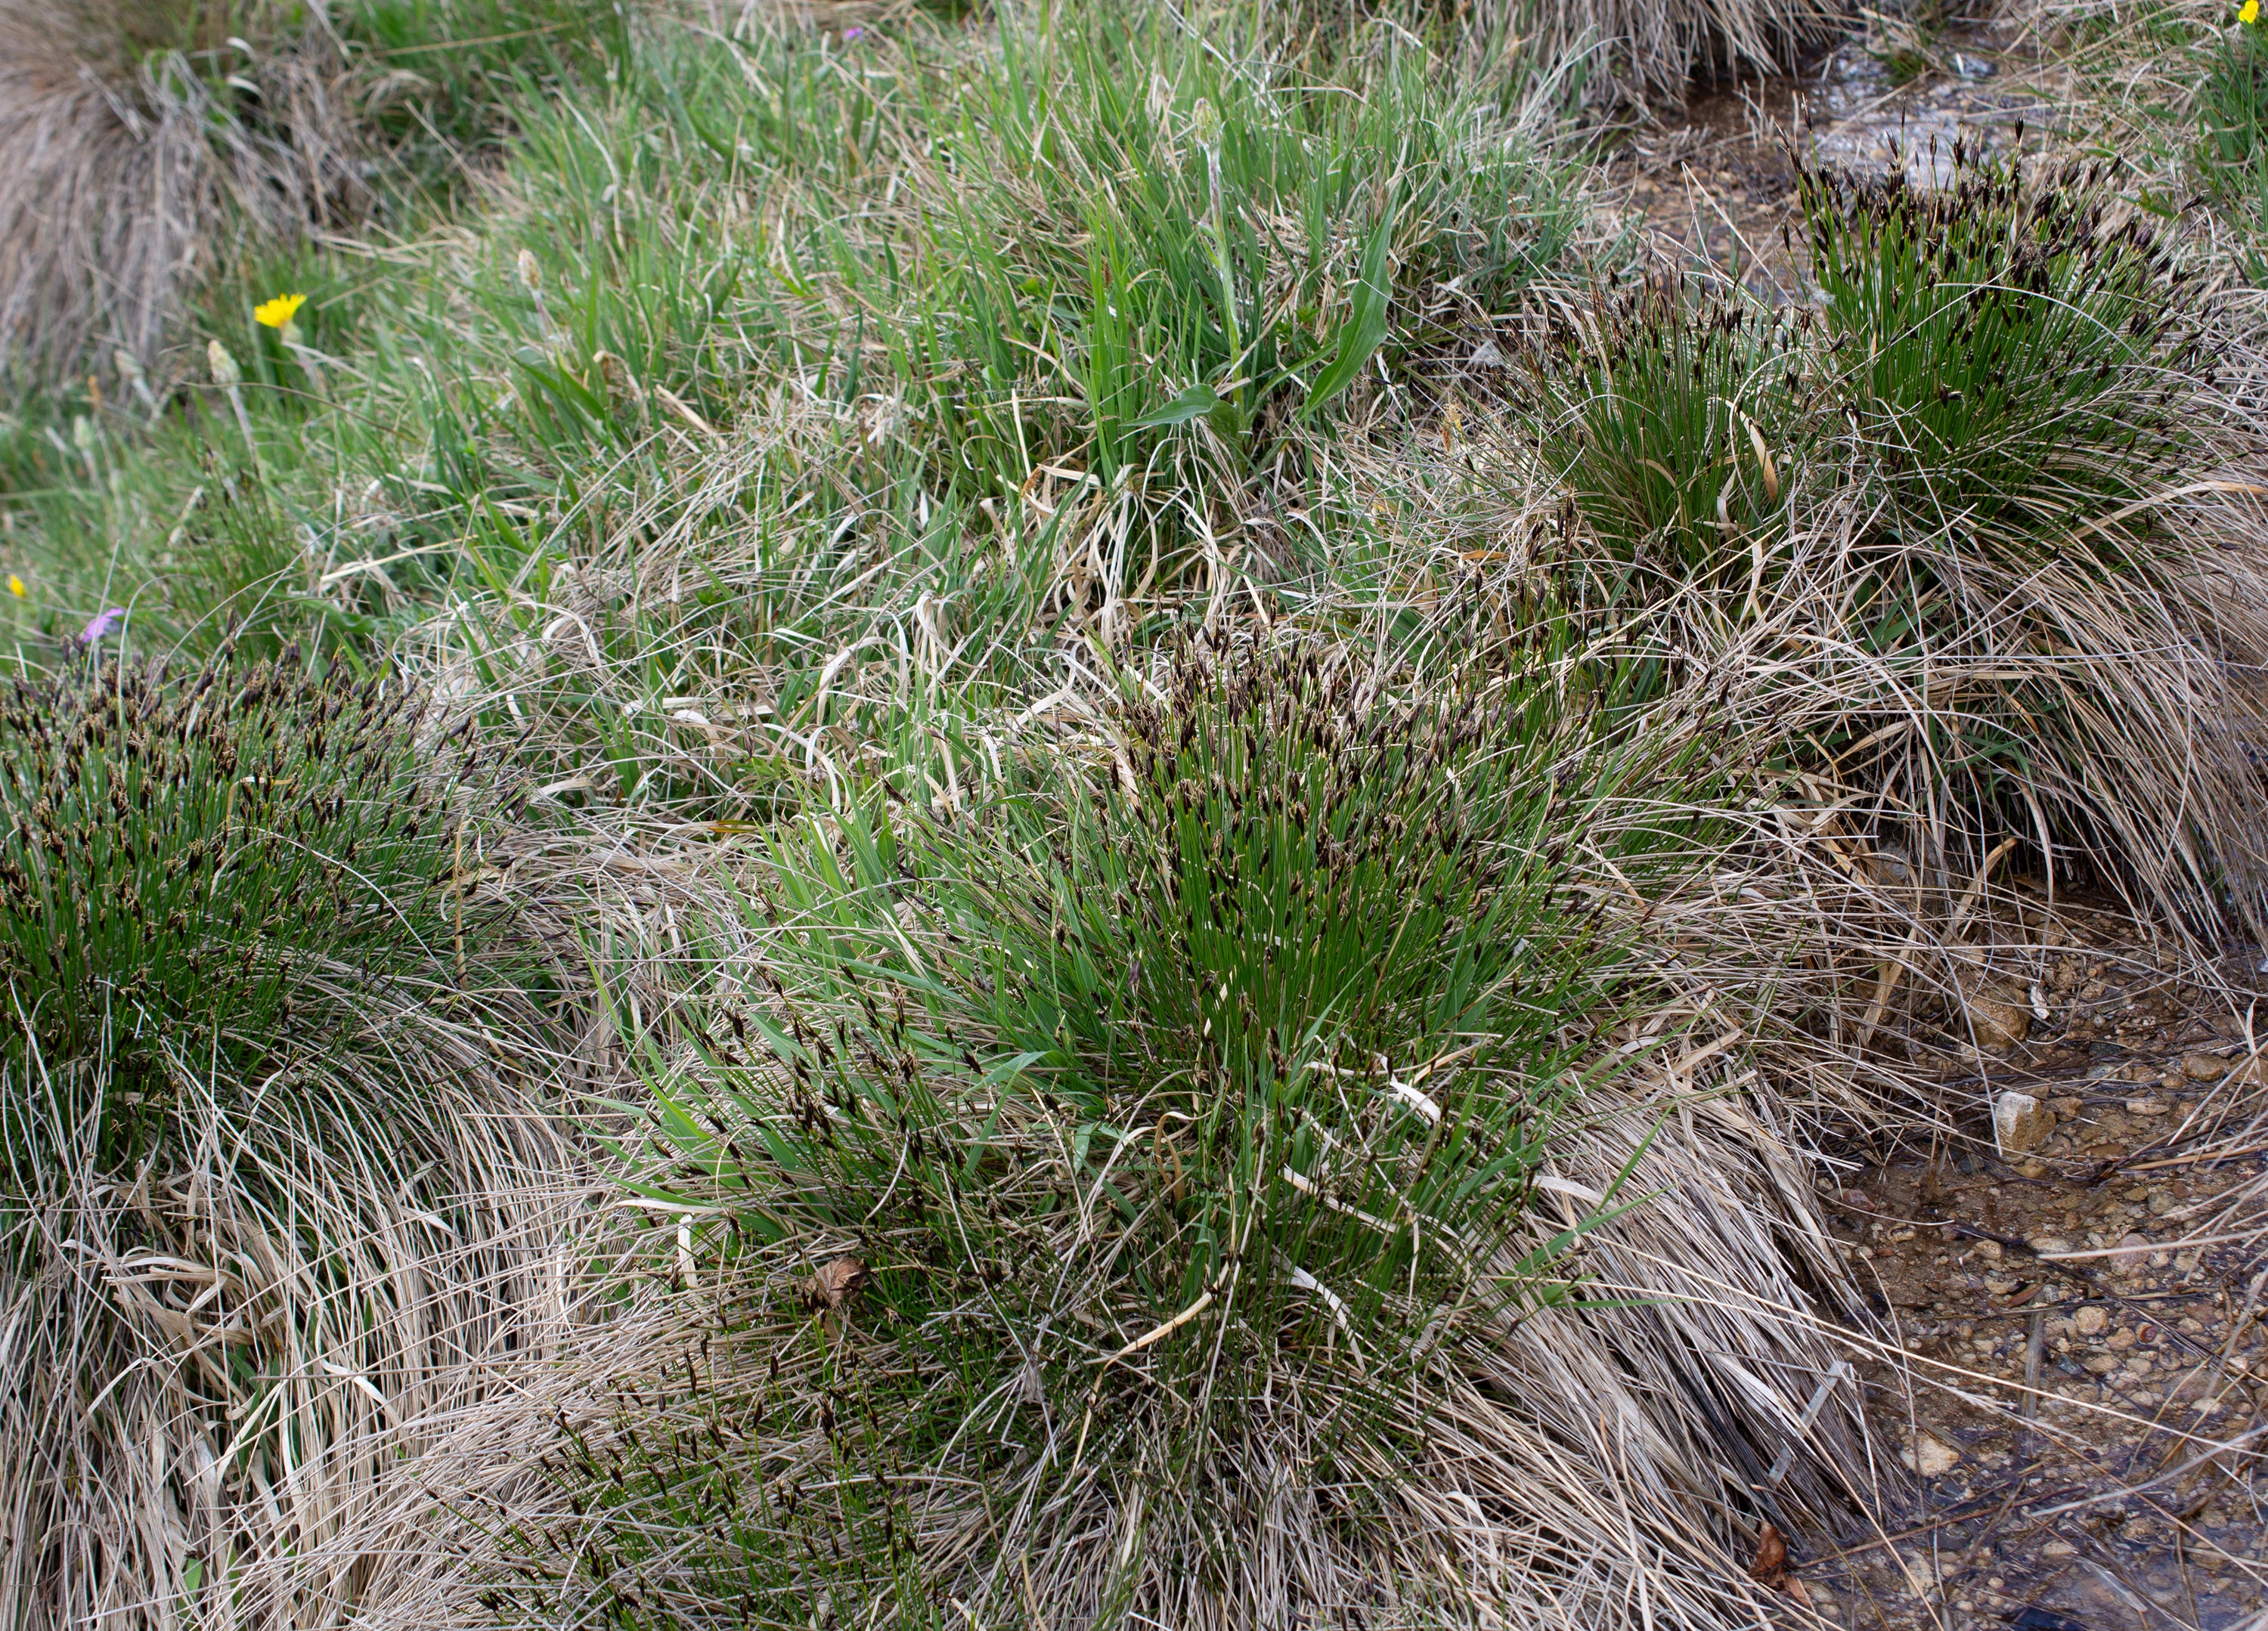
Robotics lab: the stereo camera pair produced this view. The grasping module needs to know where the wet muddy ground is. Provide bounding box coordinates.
[1805,924,2268,1629]
[1607,12,2068,298]
[1686,887,2268,1630]
[1600,31,2268,1623]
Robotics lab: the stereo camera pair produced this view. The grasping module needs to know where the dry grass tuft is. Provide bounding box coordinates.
[0,648,598,1627]
[1,1075,587,1627]
[0,0,369,391]
[1479,0,1851,102]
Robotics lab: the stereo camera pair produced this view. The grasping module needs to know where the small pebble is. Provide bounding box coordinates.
[1904,1431,1961,1476]
[1994,1089,2054,1151]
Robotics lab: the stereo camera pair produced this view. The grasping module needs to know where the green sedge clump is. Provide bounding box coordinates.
[1799,142,2211,545]
[0,644,525,1170]
[541,643,1676,1625]
[1517,279,1817,580]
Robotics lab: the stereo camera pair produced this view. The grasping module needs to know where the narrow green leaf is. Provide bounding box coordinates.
[1302,204,1396,418]
[1131,382,1219,430]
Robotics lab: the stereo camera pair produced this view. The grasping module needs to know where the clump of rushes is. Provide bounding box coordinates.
[0,642,528,1164]
[525,644,1683,1625]
[0,641,576,1626]
[1774,147,2253,919]
[1497,144,2268,943]
[1517,277,1814,581]
[1797,142,2212,543]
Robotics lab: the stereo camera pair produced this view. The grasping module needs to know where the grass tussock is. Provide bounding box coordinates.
[0,0,368,390]
[0,645,525,1096]
[320,636,1872,1630]
[0,645,588,1626]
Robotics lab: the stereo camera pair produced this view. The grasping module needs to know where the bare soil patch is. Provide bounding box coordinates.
[1756,892,2268,1627]
[1600,32,2268,1620]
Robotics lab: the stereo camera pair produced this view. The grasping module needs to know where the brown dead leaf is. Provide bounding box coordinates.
[1747,1521,1789,1586]
[807,1255,867,1312]
[1746,1521,1811,1604]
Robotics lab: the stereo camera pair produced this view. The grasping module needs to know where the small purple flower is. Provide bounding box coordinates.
[80,607,125,644]
[843,25,863,39]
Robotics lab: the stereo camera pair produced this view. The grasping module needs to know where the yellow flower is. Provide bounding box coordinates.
[6,576,23,599]
[2246,0,2260,24]
[253,292,308,330]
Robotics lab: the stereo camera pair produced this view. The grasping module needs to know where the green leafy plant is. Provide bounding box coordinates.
[8,5,1576,673]
[1863,0,1953,85]
[336,0,632,186]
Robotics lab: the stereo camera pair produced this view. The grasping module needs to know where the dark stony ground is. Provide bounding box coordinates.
[1606,30,2268,1628]
[1551,25,2268,1621]
[1743,896,2268,1629]
[1814,1056,2266,1629]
